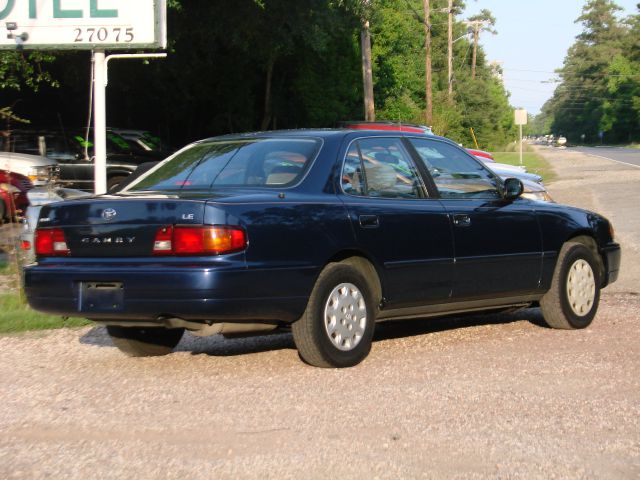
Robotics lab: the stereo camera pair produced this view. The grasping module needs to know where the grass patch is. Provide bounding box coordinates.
[0,293,90,334]
[492,150,556,183]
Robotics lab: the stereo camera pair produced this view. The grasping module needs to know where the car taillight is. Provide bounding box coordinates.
[153,226,246,256]
[35,228,70,256]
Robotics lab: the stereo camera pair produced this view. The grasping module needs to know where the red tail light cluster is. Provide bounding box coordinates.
[35,228,70,256]
[153,225,247,256]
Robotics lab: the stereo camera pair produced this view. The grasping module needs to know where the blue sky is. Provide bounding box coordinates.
[464,0,639,114]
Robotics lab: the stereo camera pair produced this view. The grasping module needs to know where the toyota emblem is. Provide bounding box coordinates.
[102,208,117,220]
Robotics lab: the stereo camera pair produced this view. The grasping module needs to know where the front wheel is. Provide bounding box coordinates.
[540,242,601,329]
[292,262,376,368]
[106,326,184,357]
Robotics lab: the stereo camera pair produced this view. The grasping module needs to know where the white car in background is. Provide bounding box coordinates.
[0,152,58,186]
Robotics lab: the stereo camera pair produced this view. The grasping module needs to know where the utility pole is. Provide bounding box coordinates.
[361,19,375,121]
[361,0,375,121]
[423,0,432,125]
[447,0,453,102]
[469,21,481,79]
[466,10,497,80]
[464,19,487,79]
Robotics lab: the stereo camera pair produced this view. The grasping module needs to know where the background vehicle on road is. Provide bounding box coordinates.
[24,130,620,367]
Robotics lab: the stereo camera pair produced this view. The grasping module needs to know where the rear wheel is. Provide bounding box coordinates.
[292,261,376,368]
[106,326,184,357]
[540,242,601,329]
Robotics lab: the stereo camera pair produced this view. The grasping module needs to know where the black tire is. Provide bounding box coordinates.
[540,242,601,329]
[107,175,128,192]
[292,261,376,368]
[106,326,184,357]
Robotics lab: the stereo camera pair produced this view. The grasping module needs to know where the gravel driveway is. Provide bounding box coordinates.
[0,148,638,479]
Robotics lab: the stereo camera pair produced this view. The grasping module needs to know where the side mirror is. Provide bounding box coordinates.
[503,177,523,200]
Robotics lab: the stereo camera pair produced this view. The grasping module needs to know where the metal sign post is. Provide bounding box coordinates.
[93,52,167,194]
[93,50,107,194]
[514,109,527,166]
[1,0,167,195]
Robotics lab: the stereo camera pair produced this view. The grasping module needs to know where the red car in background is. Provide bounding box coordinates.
[0,170,32,222]
[342,121,434,135]
[466,148,495,162]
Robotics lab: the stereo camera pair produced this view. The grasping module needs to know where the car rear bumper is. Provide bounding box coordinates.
[601,242,621,287]
[24,263,315,324]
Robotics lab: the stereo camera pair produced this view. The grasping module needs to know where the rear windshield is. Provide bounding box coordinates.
[123,138,320,192]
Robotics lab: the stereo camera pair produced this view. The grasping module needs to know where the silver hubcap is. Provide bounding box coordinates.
[324,283,367,351]
[566,259,596,316]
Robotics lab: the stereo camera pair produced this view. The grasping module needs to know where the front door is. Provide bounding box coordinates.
[407,137,542,300]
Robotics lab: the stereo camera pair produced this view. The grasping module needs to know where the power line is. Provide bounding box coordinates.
[502,67,640,78]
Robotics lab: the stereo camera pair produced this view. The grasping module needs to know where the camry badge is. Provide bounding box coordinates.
[102,208,117,221]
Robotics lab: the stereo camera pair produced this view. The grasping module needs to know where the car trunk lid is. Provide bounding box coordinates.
[38,195,208,257]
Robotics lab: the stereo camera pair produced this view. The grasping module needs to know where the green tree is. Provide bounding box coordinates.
[549,0,639,143]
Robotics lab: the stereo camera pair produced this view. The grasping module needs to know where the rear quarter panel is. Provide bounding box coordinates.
[206,192,355,303]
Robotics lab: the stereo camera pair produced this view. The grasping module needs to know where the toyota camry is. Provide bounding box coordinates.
[24,129,621,367]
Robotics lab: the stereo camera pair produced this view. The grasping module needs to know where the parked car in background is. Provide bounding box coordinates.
[2,129,167,191]
[342,121,434,135]
[109,128,173,156]
[0,152,58,187]
[24,129,619,367]
[0,170,32,222]
[466,148,495,161]
[466,148,536,176]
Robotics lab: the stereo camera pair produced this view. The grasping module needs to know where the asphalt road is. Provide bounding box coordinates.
[570,146,640,168]
[537,145,640,295]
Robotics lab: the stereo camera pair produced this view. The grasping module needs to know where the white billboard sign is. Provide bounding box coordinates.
[0,0,166,50]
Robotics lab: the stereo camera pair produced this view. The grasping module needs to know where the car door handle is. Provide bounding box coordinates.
[359,215,380,228]
[453,214,471,227]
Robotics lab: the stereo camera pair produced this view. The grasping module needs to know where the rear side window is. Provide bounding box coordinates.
[123,138,320,192]
[341,137,425,199]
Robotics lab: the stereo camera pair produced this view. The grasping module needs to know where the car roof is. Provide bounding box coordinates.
[197,128,455,144]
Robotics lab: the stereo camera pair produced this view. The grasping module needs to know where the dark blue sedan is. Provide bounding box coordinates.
[24,130,621,367]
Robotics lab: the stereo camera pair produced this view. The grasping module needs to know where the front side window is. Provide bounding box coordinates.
[409,138,501,199]
[341,137,425,199]
[123,138,320,192]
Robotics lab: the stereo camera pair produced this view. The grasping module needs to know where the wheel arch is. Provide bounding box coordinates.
[323,250,384,309]
[565,233,605,285]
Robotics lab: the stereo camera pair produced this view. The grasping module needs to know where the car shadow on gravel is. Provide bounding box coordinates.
[79,325,299,357]
[79,308,547,357]
[374,307,547,342]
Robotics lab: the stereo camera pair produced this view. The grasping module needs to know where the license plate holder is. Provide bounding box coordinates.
[79,282,124,313]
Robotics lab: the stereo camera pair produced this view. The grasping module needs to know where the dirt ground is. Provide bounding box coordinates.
[0,148,638,479]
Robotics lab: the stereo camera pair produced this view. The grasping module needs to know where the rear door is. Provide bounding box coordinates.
[338,136,453,308]
[407,137,542,300]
